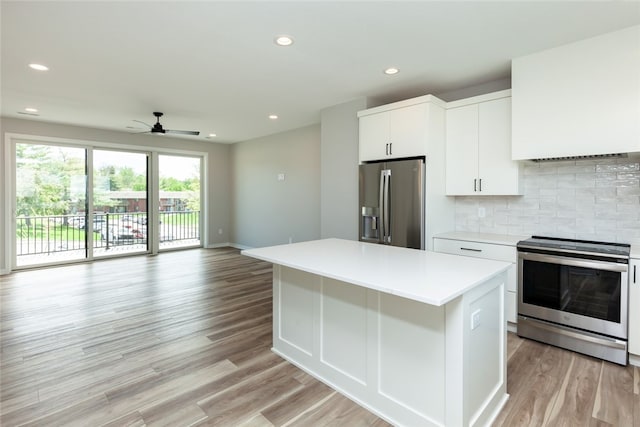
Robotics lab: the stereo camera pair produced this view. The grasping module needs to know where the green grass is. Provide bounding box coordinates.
[159,212,199,226]
[17,224,99,241]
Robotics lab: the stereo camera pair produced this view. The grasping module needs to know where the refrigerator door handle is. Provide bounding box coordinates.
[379,170,385,243]
[381,169,391,244]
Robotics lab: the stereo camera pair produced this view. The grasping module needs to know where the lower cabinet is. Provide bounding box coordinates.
[629,257,640,356]
[433,235,519,324]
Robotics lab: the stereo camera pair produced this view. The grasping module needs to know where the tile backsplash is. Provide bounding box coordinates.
[454,157,640,245]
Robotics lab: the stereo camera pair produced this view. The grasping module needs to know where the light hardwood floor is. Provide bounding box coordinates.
[1,248,638,426]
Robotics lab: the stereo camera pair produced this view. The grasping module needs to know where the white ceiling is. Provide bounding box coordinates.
[2,1,639,144]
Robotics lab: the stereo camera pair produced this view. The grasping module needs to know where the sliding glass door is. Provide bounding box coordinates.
[15,143,88,267]
[158,154,201,250]
[12,139,203,269]
[93,150,149,258]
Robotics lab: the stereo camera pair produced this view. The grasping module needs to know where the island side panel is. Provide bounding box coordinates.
[273,265,318,360]
[319,277,368,385]
[375,291,446,425]
[445,271,508,427]
[273,265,449,427]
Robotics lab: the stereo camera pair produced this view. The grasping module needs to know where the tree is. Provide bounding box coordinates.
[16,144,85,217]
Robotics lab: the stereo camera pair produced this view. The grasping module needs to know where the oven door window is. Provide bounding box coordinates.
[522,260,621,323]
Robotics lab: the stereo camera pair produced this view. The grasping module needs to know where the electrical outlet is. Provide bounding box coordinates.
[471,309,482,330]
[218,228,223,235]
[478,207,486,218]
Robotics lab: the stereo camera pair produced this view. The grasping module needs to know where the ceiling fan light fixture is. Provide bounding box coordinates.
[29,63,49,71]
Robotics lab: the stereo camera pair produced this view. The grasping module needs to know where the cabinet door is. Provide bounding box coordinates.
[359,112,389,162]
[446,104,479,195]
[478,97,521,195]
[388,103,427,159]
[629,259,640,355]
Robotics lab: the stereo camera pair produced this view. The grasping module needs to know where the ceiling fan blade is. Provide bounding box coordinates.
[166,129,200,136]
[132,119,152,128]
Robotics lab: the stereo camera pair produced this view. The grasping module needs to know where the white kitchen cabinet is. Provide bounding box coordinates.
[433,232,527,326]
[358,95,446,162]
[512,25,640,160]
[446,90,521,195]
[629,257,640,356]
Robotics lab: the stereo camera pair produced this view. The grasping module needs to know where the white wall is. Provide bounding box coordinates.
[320,98,366,240]
[230,124,321,248]
[454,157,640,245]
[0,117,231,272]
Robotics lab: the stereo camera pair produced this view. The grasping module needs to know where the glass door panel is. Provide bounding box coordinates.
[93,150,149,258]
[15,143,87,267]
[158,155,201,250]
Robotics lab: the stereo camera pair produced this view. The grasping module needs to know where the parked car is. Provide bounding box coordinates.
[100,220,146,244]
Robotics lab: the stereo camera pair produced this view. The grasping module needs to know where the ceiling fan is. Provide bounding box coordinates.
[133,112,200,136]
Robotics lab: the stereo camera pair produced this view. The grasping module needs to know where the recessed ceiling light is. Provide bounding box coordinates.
[274,35,294,46]
[29,63,49,71]
[384,67,400,75]
[269,114,278,120]
[207,133,217,138]
[25,107,38,113]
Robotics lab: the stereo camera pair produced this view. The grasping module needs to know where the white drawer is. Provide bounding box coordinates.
[433,238,517,263]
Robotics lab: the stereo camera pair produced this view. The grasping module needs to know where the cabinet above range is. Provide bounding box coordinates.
[445,90,522,196]
[357,95,446,162]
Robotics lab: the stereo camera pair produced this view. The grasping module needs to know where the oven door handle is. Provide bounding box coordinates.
[518,251,628,272]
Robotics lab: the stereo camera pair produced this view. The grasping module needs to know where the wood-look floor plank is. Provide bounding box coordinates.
[493,337,549,426]
[592,361,635,425]
[197,361,305,425]
[2,248,639,426]
[543,352,602,426]
[260,378,335,425]
[495,344,574,426]
[285,391,393,427]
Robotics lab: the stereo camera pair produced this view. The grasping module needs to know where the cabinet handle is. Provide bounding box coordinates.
[461,247,482,252]
[474,179,477,192]
[385,143,389,156]
[479,178,482,192]
[634,265,637,284]
[389,142,392,156]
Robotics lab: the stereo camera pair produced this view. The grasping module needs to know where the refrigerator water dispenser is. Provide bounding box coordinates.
[361,206,379,240]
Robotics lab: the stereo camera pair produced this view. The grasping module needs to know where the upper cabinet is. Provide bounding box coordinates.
[446,90,521,196]
[512,25,640,160]
[358,95,446,162]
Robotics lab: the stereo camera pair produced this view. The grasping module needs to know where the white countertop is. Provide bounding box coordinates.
[242,238,510,306]
[433,231,530,247]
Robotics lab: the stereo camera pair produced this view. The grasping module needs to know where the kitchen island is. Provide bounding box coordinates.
[242,238,511,427]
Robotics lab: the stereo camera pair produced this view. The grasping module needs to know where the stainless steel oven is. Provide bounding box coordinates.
[517,236,630,365]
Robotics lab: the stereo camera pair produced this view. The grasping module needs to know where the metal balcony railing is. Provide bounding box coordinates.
[16,211,200,257]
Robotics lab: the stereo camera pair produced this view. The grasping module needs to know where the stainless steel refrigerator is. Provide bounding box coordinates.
[359,158,425,249]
